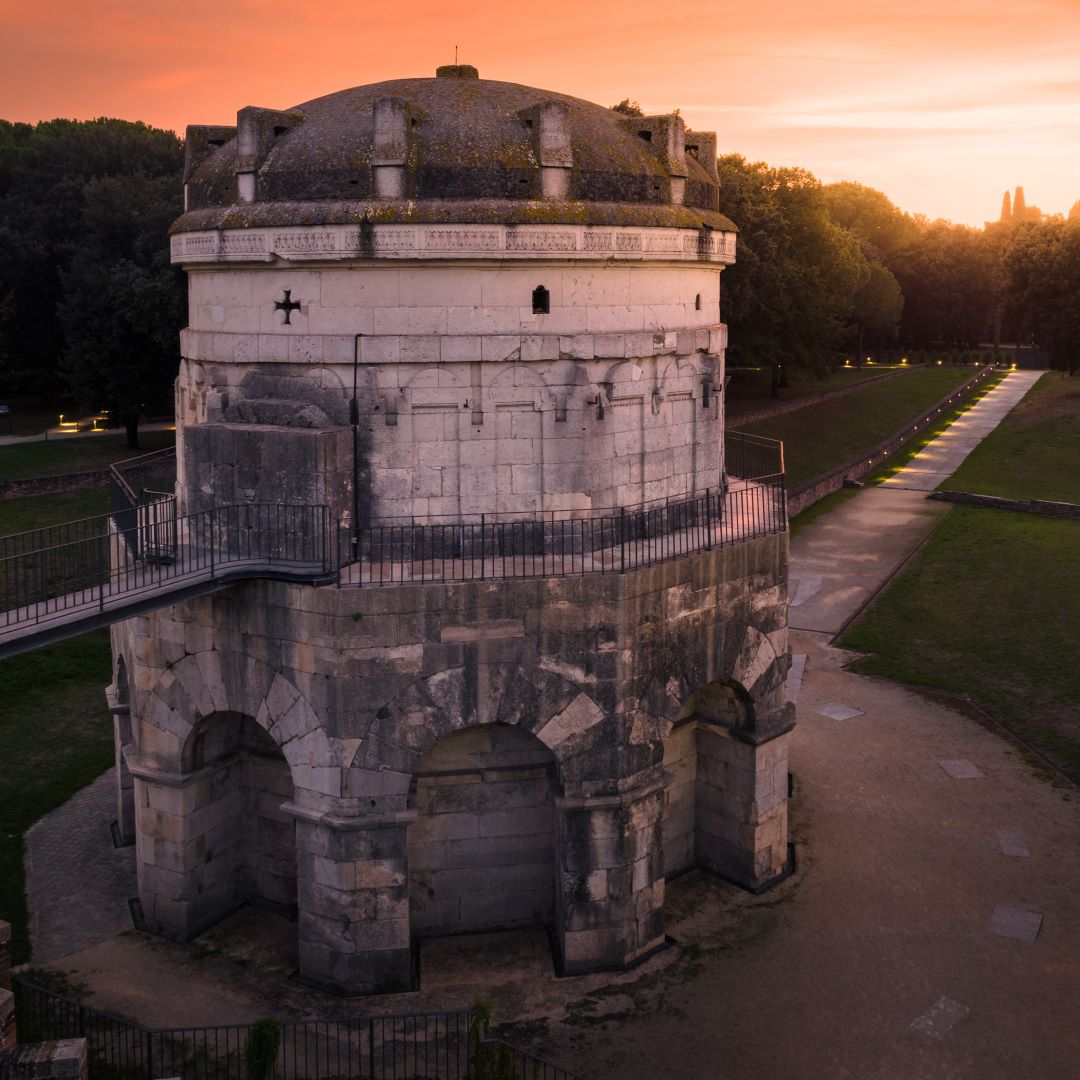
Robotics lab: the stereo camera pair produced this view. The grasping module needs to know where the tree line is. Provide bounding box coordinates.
[0,116,1077,445]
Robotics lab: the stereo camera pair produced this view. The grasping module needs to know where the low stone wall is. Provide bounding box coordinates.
[0,919,88,1080]
[0,471,109,500]
[930,490,1080,520]
[726,365,918,427]
[0,1042,86,1080]
[787,367,996,518]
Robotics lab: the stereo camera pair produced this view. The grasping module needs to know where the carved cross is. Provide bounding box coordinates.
[274,289,302,325]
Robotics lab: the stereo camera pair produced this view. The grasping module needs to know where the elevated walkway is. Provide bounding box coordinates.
[1,433,786,659]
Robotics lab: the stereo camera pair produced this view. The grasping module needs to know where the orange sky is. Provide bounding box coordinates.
[2,0,1078,226]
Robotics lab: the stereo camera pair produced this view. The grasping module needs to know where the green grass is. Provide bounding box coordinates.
[726,364,904,411]
[939,373,1080,503]
[0,488,118,962]
[0,489,111,538]
[841,507,1080,780]
[0,631,115,963]
[0,429,174,481]
[738,367,978,487]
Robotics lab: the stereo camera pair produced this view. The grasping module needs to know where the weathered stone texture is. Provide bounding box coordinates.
[114,531,789,991]
[0,1042,86,1080]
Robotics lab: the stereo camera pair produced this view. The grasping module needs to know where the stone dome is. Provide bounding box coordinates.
[175,67,735,234]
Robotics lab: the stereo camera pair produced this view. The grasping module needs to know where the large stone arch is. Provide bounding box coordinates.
[408,722,560,937]
[176,710,299,922]
[136,651,340,800]
[350,662,607,800]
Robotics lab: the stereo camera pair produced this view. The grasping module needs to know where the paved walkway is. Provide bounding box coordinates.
[882,369,1042,491]
[0,421,174,448]
[789,369,1043,636]
[25,769,137,965]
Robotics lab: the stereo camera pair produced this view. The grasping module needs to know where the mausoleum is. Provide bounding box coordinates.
[108,65,793,995]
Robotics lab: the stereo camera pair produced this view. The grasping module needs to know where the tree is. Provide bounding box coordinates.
[893,221,994,349]
[717,156,869,393]
[1000,190,1012,222]
[823,182,913,352]
[1004,220,1080,375]
[610,99,644,117]
[58,171,184,447]
[851,260,904,357]
[0,117,183,407]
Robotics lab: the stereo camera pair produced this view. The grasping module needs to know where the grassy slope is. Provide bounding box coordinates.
[726,364,900,411]
[841,373,1080,780]
[737,367,976,487]
[0,632,115,962]
[841,509,1080,778]
[0,489,111,537]
[0,429,174,481]
[0,493,116,961]
[939,373,1080,503]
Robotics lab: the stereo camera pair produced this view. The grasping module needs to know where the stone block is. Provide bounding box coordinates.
[0,1039,87,1080]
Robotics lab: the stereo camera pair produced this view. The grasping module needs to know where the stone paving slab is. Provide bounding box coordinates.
[990,905,1043,943]
[817,702,863,721]
[996,828,1030,858]
[938,759,986,780]
[786,654,807,704]
[911,996,971,1039]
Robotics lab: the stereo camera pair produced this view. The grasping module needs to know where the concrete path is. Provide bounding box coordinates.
[25,769,137,965]
[0,421,174,447]
[882,369,1042,491]
[789,369,1043,637]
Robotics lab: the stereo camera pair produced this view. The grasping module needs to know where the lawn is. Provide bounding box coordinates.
[0,489,111,538]
[0,488,123,963]
[737,366,979,487]
[0,630,115,963]
[841,507,1080,781]
[0,429,174,481]
[938,373,1080,503]
[725,364,903,415]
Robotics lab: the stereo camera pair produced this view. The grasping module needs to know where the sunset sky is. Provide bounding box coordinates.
[2,0,1077,226]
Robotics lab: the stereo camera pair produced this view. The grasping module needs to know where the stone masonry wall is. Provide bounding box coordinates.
[113,531,790,991]
[409,725,556,935]
[661,722,696,877]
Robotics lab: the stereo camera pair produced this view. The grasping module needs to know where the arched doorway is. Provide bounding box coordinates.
[662,680,756,879]
[181,712,298,922]
[407,722,559,936]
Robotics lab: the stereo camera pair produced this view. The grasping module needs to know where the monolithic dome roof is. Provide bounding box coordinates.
[173,67,735,234]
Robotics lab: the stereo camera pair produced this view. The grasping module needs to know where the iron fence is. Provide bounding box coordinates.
[13,980,581,1080]
[725,429,784,481]
[347,477,784,586]
[1,433,785,639]
[1,503,332,635]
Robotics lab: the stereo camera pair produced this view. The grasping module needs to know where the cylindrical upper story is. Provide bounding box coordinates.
[171,68,737,528]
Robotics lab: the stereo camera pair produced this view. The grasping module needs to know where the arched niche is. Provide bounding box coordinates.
[181,711,298,919]
[407,721,561,937]
[662,678,755,879]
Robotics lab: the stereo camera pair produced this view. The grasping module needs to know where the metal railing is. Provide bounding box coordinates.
[1,433,785,644]
[13,979,581,1080]
[109,446,178,563]
[1,503,333,638]
[347,478,784,586]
